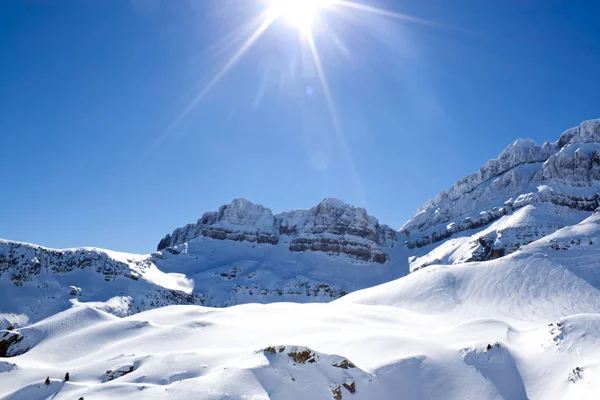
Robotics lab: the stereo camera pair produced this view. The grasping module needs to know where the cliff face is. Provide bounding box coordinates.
[158,198,397,264]
[0,239,206,327]
[399,119,600,271]
[157,198,279,252]
[401,120,600,249]
[0,240,146,285]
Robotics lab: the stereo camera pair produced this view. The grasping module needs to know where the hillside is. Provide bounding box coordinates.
[3,211,600,398]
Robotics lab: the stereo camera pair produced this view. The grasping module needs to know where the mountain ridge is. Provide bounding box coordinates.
[157,197,397,264]
[3,119,600,399]
[400,119,600,267]
[1,118,600,326]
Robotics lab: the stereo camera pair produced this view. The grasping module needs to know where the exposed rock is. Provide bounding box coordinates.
[227,281,344,303]
[69,285,82,296]
[287,347,318,364]
[0,330,26,357]
[158,198,397,263]
[263,346,280,354]
[568,367,583,383]
[332,359,356,369]
[157,198,279,251]
[288,237,386,263]
[331,384,343,400]
[402,119,600,266]
[342,378,356,393]
[104,365,135,382]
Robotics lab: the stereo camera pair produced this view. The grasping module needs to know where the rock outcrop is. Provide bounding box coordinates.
[401,119,600,252]
[0,240,206,322]
[278,198,396,263]
[258,345,368,399]
[157,198,279,251]
[0,330,26,357]
[158,198,397,263]
[0,241,146,285]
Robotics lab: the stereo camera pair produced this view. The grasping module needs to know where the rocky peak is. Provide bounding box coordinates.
[557,119,600,148]
[157,198,278,251]
[401,119,600,250]
[421,138,554,212]
[215,198,276,230]
[276,198,394,245]
[158,198,397,263]
[277,199,396,263]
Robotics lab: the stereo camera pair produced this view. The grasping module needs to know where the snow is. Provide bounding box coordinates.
[3,210,600,398]
[0,222,408,326]
[2,120,600,398]
[3,300,600,398]
[408,203,590,271]
[402,119,600,249]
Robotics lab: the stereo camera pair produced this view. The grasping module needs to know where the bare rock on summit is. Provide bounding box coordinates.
[278,198,396,263]
[158,197,396,263]
[157,198,279,251]
[401,119,600,269]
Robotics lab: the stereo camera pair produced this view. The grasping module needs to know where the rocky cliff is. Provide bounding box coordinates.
[157,198,279,251]
[158,198,397,264]
[0,240,205,327]
[401,119,600,270]
[402,120,600,246]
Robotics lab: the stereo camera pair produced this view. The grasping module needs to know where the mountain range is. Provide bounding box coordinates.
[2,119,600,399]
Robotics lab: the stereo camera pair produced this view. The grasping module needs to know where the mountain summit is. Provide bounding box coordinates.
[158,197,397,264]
[401,119,600,271]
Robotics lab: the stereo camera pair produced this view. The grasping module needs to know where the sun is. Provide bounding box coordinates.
[268,0,331,33]
[152,0,449,152]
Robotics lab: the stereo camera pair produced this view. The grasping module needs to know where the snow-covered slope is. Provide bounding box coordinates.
[3,210,600,399]
[0,198,407,327]
[0,240,203,328]
[401,119,600,270]
[342,210,600,319]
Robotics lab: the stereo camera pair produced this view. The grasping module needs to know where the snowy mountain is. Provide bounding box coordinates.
[402,119,600,271]
[2,119,600,399]
[0,198,406,327]
[0,239,204,329]
[2,210,600,399]
[158,197,397,264]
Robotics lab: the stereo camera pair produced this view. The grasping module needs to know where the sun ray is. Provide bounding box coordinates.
[305,34,340,142]
[149,12,277,152]
[143,0,463,162]
[306,33,367,204]
[330,0,458,30]
[201,12,271,62]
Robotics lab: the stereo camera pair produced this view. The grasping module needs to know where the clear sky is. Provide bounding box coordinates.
[1,0,599,254]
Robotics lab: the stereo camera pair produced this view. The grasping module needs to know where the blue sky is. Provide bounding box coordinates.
[1,0,599,254]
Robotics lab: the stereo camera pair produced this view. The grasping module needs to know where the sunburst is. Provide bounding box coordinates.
[268,0,332,33]
[152,1,450,142]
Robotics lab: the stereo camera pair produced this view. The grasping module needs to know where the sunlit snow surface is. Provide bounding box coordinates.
[2,213,600,399]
